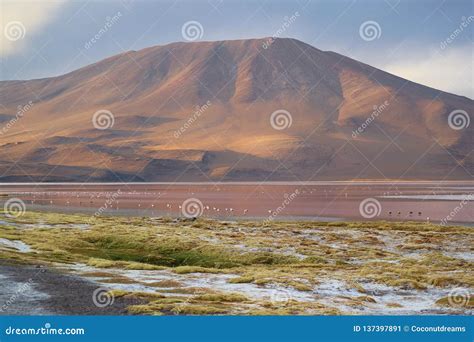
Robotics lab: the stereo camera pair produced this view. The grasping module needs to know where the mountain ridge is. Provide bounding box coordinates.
[0,37,472,182]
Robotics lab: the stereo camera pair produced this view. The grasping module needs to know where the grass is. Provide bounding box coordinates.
[173,266,222,274]
[148,280,183,288]
[4,213,298,270]
[1,209,472,315]
[194,293,249,302]
[228,275,255,284]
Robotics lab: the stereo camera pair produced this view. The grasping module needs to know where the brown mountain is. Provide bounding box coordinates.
[0,38,472,182]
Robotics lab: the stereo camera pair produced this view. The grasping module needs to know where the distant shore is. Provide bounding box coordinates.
[1,181,473,224]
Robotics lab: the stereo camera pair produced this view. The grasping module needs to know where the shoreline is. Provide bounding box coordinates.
[1,203,473,227]
[1,182,473,224]
[0,261,141,316]
[1,180,474,185]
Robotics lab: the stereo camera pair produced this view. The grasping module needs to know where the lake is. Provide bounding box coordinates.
[1,181,472,224]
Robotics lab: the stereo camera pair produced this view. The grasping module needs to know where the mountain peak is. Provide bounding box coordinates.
[0,38,472,182]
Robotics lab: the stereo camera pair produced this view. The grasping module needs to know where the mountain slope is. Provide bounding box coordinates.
[0,38,472,182]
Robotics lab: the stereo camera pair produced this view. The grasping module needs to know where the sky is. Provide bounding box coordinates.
[0,0,473,98]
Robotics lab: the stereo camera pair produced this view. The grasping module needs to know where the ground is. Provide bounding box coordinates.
[0,210,472,315]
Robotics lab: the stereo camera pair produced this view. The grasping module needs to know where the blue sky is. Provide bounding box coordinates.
[1,0,473,97]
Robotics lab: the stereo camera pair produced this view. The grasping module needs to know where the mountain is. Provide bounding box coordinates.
[0,38,472,182]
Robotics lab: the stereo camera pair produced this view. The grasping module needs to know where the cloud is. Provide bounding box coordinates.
[0,0,67,57]
[383,46,473,99]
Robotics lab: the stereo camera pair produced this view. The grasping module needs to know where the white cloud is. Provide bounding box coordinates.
[323,40,472,99]
[383,47,473,99]
[0,0,67,56]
